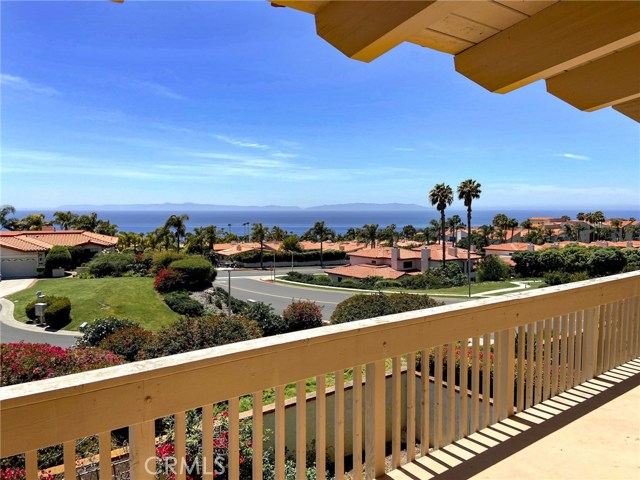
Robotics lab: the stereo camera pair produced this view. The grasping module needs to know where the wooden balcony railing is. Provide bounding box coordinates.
[1,271,638,479]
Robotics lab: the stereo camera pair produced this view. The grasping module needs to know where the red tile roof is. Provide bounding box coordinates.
[0,230,117,252]
[325,264,407,280]
[349,247,422,260]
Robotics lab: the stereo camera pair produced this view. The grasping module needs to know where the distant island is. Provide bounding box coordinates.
[55,202,429,212]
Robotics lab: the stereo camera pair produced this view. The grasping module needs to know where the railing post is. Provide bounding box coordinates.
[496,328,515,421]
[365,360,385,478]
[129,421,156,480]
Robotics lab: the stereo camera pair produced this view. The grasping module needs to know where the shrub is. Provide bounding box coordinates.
[169,256,216,290]
[476,255,511,282]
[0,343,124,386]
[44,246,72,275]
[423,264,466,288]
[243,301,287,336]
[25,300,37,321]
[163,291,205,317]
[88,253,135,277]
[76,316,138,347]
[588,247,626,277]
[331,292,442,324]
[43,297,71,328]
[154,268,186,293]
[543,271,571,286]
[98,326,154,361]
[375,280,403,289]
[142,315,261,358]
[151,250,185,271]
[282,300,323,332]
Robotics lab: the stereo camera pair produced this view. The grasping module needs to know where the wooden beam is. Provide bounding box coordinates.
[613,98,640,123]
[547,43,640,111]
[455,1,640,93]
[315,1,470,62]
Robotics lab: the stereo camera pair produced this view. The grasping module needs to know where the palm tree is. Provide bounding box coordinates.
[576,212,585,221]
[75,212,99,231]
[507,217,519,242]
[270,226,287,242]
[0,205,17,230]
[520,219,532,230]
[251,223,268,269]
[457,179,481,295]
[361,223,379,249]
[164,214,189,253]
[53,211,78,230]
[429,183,453,268]
[428,219,441,245]
[17,213,47,231]
[311,221,334,268]
[447,214,463,242]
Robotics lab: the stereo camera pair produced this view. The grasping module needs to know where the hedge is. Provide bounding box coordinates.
[88,253,136,277]
[168,257,216,289]
[25,296,71,328]
[163,291,205,317]
[229,249,347,264]
[331,292,442,324]
[44,246,72,275]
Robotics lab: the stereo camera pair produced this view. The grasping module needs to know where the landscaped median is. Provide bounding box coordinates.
[7,277,180,331]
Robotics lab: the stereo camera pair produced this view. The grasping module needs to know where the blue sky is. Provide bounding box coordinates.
[2,1,639,211]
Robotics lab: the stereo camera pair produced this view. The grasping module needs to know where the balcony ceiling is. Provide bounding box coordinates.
[272,1,640,122]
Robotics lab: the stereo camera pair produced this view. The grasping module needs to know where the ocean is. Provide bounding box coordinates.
[13,208,640,236]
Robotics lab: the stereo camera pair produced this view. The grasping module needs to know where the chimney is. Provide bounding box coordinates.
[627,241,633,248]
[339,245,345,251]
[470,245,476,253]
[41,225,55,231]
[420,248,430,273]
[236,245,241,251]
[527,244,535,251]
[447,246,457,258]
[391,247,400,270]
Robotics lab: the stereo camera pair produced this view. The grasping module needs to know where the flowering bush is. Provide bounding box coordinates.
[154,268,186,293]
[76,316,137,347]
[0,468,56,480]
[0,343,125,386]
[98,326,154,361]
[282,300,323,332]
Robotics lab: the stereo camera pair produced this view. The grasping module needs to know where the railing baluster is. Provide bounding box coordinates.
[493,334,501,422]
[99,431,111,480]
[352,366,363,479]
[633,297,640,358]
[621,299,629,365]
[459,341,468,438]
[534,321,543,405]
[597,304,606,375]
[552,316,560,396]
[516,327,525,413]
[252,391,263,480]
[559,315,568,393]
[364,360,385,479]
[543,318,552,400]
[407,352,416,460]
[316,375,327,480]
[420,349,430,456]
[482,334,491,428]
[25,450,37,480]
[64,441,75,480]
[471,337,480,431]
[228,397,240,480]
[296,381,307,480]
[275,385,286,480]
[174,414,186,480]
[434,346,443,448]
[525,323,534,409]
[446,343,455,445]
[605,303,613,371]
[202,405,213,480]
[392,357,401,467]
[585,307,597,381]
[129,420,156,480]
[335,370,345,478]
[567,313,576,388]
[575,311,584,387]
[611,302,619,368]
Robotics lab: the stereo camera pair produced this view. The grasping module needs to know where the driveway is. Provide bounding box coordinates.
[0,279,81,347]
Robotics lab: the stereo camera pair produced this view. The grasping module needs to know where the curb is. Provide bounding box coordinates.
[0,298,82,337]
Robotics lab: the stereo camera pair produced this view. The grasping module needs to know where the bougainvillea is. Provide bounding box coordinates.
[0,468,56,480]
[282,300,323,332]
[0,343,125,386]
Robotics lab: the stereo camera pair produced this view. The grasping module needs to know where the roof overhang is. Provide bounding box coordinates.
[272,0,640,122]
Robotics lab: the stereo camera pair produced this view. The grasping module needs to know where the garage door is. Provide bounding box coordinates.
[0,257,38,279]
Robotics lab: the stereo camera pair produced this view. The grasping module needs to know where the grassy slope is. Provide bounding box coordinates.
[8,277,179,331]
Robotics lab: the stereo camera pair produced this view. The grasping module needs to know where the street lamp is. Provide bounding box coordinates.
[218,267,234,317]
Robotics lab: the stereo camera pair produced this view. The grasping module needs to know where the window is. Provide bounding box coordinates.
[403,261,412,269]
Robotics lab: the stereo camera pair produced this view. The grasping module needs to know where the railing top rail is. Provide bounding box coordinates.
[1,271,638,456]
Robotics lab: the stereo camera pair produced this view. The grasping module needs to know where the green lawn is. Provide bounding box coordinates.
[8,277,179,331]
[426,281,519,296]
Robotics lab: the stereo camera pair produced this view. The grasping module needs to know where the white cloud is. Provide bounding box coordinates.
[1,74,60,96]
[556,153,590,161]
[213,134,270,150]
[131,80,185,100]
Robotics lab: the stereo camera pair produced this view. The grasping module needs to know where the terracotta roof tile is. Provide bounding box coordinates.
[325,264,407,280]
[349,247,422,260]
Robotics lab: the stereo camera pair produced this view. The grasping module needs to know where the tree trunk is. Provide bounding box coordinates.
[441,211,446,268]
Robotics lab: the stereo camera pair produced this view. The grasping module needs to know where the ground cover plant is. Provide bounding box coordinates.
[8,277,179,331]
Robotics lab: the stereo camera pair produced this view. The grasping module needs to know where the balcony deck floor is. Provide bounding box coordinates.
[384,360,640,480]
